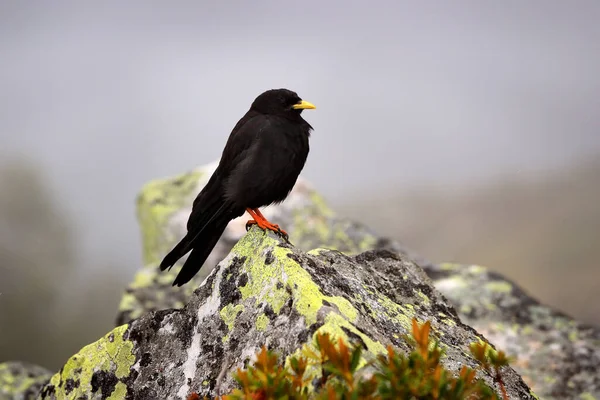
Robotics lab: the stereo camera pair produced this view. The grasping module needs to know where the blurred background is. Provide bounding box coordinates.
[1,1,599,371]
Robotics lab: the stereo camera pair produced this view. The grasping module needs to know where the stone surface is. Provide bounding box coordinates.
[4,163,600,399]
[423,262,600,399]
[39,228,534,399]
[114,162,600,399]
[116,162,395,326]
[0,361,52,400]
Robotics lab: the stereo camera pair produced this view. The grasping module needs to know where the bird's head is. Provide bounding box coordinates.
[250,88,316,116]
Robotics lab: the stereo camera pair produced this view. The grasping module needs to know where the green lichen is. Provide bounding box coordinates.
[107,381,128,399]
[569,330,579,342]
[220,304,245,331]
[0,362,51,398]
[291,211,330,250]
[239,274,289,314]
[321,312,386,355]
[136,168,204,265]
[234,234,358,326]
[255,313,269,331]
[307,248,327,256]
[118,293,139,317]
[415,289,431,306]
[222,229,390,373]
[46,324,135,398]
[129,268,155,289]
[284,313,387,388]
[356,234,377,254]
[467,265,487,274]
[362,286,415,331]
[308,191,336,218]
[484,281,513,293]
[287,190,378,255]
[218,227,460,391]
[460,304,473,315]
[439,262,460,271]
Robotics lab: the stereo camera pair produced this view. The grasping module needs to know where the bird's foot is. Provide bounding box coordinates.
[245,219,289,241]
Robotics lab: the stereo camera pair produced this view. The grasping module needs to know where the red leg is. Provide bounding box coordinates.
[245,208,288,239]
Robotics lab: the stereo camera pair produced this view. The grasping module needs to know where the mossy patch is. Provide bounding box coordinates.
[0,362,52,398]
[485,281,513,294]
[43,324,135,398]
[231,230,358,327]
[137,168,204,265]
[220,304,245,331]
[255,313,269,331]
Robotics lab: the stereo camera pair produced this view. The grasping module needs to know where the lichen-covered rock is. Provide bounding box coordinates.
[6,164,593,399]
[37,325,135,400]
[116,162,401,326]
[40,227,534,399]
[0,361,52,400]
[115,162,600,399]
[424,262,600,399]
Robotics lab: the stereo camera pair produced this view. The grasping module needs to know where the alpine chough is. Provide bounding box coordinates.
[159,88,316,286]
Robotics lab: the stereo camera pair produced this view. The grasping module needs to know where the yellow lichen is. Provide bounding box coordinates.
[439,263,459,271]
[219,228,432,388]
[579,392,596,400]
[484,281,513,293]
[569,330,579,342]
[415,289,431,306]
[231,232,358,328]
[118,293,139,315]
[129,269,155,289]
[220,304,245,331]
[308,191,335,218]
[47,324,135,398]
[0,363,51,397]
[136,168,204,265]
[255,313,269,331]
[467,265,487,274]
[107,382,128,399]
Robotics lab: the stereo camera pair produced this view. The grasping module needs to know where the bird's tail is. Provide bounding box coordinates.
[159,201,238,286]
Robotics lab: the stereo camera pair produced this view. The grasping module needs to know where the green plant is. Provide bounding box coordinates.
[189,318,510,400]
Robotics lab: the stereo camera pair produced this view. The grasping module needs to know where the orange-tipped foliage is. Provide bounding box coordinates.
[217,318,509,400]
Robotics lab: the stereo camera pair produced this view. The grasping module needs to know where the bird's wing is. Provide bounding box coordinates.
[218,112,267,173]
[185,113,266,230]
[221,116,301,206]
[160,113,269,275]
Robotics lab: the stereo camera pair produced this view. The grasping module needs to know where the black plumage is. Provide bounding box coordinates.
[159,88,316,286]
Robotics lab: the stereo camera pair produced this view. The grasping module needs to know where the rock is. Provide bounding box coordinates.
[423,262,600,399]
[114,162,600,399]
[6,163,600,399]
[39,227,534,399]
[0,361,52,400]
[116,162,402,326]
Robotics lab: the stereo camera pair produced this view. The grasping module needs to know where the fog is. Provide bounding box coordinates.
[1,1,600,368]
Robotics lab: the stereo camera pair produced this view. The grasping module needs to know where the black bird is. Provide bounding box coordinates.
[159,88,316,286]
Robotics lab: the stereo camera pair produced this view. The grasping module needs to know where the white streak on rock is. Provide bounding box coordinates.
[176,253,232,399]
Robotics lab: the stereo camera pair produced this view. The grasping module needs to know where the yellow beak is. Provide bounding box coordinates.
[292,100,316,110]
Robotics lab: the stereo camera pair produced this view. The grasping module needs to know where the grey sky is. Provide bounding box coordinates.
[1,1,599,276]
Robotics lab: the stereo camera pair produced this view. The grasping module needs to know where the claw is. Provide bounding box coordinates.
[245,220,256,231]
[245,207,289,242]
